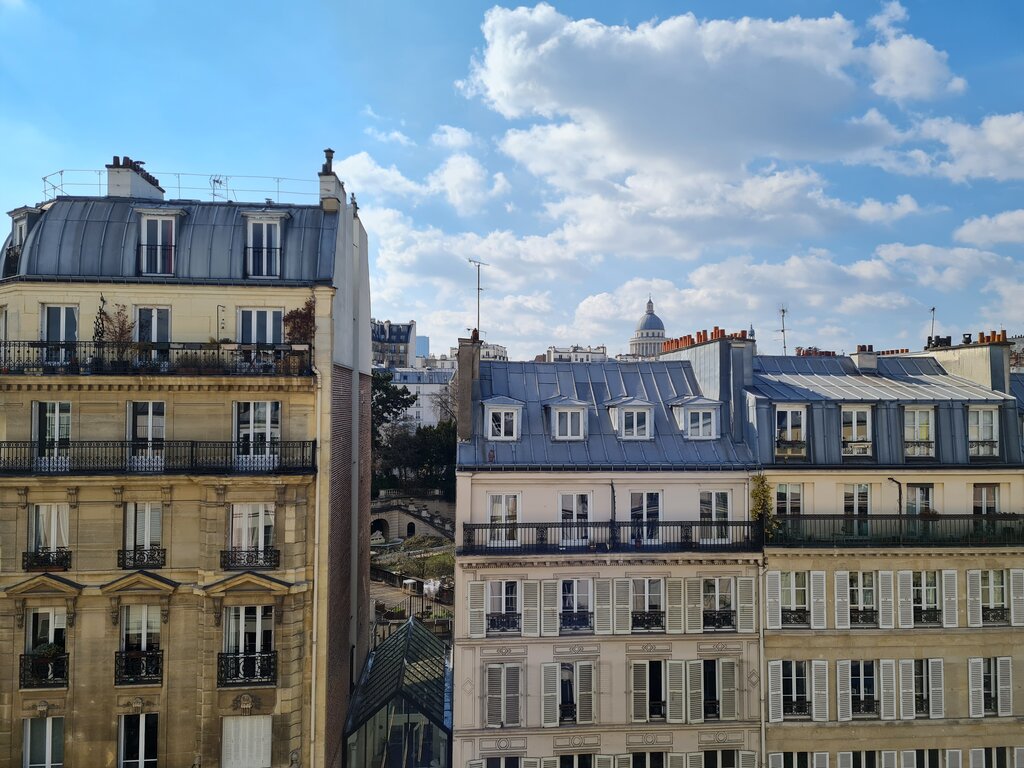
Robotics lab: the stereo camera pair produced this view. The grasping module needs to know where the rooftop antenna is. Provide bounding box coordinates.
[468,258,489,334]
[930,307,936,339]
[777,306,788,356]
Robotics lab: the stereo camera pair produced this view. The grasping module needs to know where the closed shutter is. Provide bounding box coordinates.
[834,571,850,630]
[524,759,540,768]
[839,754,853,768]
[946,751,962,768]
[941,570,958,628]
[666,578,684,634]
[997,656,1012,716]
[770,755,785,768]
[616,757,632,768]
[686,659,704,724]
[631,660,649,722]
[668,756,688,768]
[879,571,895,629]
[810,570,827,629]
[542,758,559,768]
[485,664,503,727]
[687,753,704,768]
[577,661,595,725]
[897,570,914,628]
[812,659,829,721]
[898,658,915,720]
[902,753,917,768]
[766,571,782,630]
[1010,569,1024,627]
[467,761,484,768]
[720,658,738,720]
[837,659,852,721]
[595,758,613,768]
[880,658,897,721]
[1014,748,1024,768]
[613,578,632,635]
[541,663,559,728]
[522,580,540,637]
[814,753,830,768]
[222,715,272,768]
[467,581,486,639]
[504,664,521,726]
[540,580,559,637]
[594,579,613,635]
[882,752,898,768]
[966,570,982,627]
[740,752,757,768]
[737,577,755,633]
[666,659,686,723]
[685,578,703,633]
[969,751,985,768]
[928,658,944,718]
[967,658,984,718]
[767,660,783,723]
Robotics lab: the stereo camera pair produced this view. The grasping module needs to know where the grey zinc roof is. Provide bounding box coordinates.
[1010,373,1024,411]
[458,360,756,470]
[7,196,338,283]
[749,355,1010,403]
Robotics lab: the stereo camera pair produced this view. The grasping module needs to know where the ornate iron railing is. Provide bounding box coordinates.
[486,613,521,634]
[904,440,935,458]
[915,695,929,715]
[703,609,736,631]
[968,440,999,458]
[767,514,1024,547]
[781,608,810,626]
[245,246,282,278]
[559,702,577,723]
[560,611,593,633]
[22,547,72,571]
[138,242,176,275]
[850,608,878,627]
[631,610,665,632]
[704,700,721,720]
[648,700,666,719]
[775,439,807,458]
[842,440,873,457]
[783,699,811,717]
[983,694,996,713]
[19,653,69,688]
[913,606,941,625]
[852,698,879,716]
[982,606,1008,624]
[220,548,281,570]
[217,651,277,687]
[118,548,166,569]
[115,650,164,685]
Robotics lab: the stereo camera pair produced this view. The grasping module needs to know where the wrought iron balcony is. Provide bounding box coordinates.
[245,246,282,278]
[648,700,666,720]
[766,514,1024,548]
[0,440,315,475]
[904,440,935,458]
[19,653,69,689]
[915,695,929,715]
[968,440,999,458]
[118,548,166,569]
[115,650,164,685]
[983,694,996,714]
[703,609,736,631]
[852,698,879,716]
[217,651,277,687]
[913,606,941,626]
[23,547,72,572]
[138,242,176,275]
[559,611,593,633]
[559,702,577,723]
[220,547,281,570]
[775,439,807,458]
[781,608,810,626]
[850,608,878,627]
[704,700,721,720]
[631,610,665,632]
[783,699,811,717]
[842,440,873,457]
[0,340,311,376]
[982,606,1009,624]
[486,613,521,634]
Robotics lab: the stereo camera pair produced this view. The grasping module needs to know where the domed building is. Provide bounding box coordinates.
[628,297,666,358]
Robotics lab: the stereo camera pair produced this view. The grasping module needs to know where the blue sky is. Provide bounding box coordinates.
[2,1,1024,359]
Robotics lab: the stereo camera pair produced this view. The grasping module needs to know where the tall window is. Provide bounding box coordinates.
[630,491,661,542]
[632,578,664,618]
[700,490,730,542]
[981,570,1006,622]
[26,607,66,652]
[559,492,589,544]
[35,401,71,461]
[42,306,77,364]
[119,713,158,768]
[121,605,160,653]
[905,408,934,456]
[29,504,69,555]
[851,660,877,715]
[912,571,940,625]
[906,484,934,515]
[913,659,930,716]
[841,406,872,455]
[238,309,283,345]
[129,402,165,468]
[247,220,281,277]
[136,307,169,363]
[968,408,999,457]
[554,408,584,440]
[24,717,64,768]
[560,579,591,632]
[973,484,999,514]
[843,483,870,536]
[775,483,802,515]
[781,572,808,624]
[487,408,518,440]
[140,216,175,275]
[124,503,162,552]
[703,577,735,630]
[849,572,877,625]
[223,607,275,684]
[776,407,805,455]
[487,581,520,634]
[781,660,809,717]
[229,503,275,552]
[235,401,281,456]
[487,493,518,545]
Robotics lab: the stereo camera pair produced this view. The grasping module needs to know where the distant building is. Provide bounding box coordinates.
[450,341,507,362]
[387,367,456,427]
[372,318,416,367]
[545,344,608,363]
[628,296,666,358]
[416,353,457,371]
[416,335,430,358]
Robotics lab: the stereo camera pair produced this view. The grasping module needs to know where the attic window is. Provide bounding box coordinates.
[677,407,717,439]
[621,408,651,440]
[552,408,585,440]
[243,211,289,279]
[139,215,176,275]
[487,407,519,441]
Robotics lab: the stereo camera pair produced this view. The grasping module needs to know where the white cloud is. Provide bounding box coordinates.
[955,209,1024,246]
[431,125,476,150]
[915,113,1024,181]
[361,105,382,120]
[837,291,913,314]
[426,154,509,215]
[364,127,414,146]
[875,243,1007,290]
[336,152,426,199]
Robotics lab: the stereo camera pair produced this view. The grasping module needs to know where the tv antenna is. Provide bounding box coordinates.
[777,306,788,356]
[468,258,489,334]
[930,307,936,338]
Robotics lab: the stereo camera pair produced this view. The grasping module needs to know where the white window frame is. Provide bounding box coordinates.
[24,716,64,768]
[246,218,282,278]
[558,491,590,546]
[621,407,652,439]
[906,484,934,515]
[553,407,585,440]
[139,215,176,275]
[699,490,731,544]
[850,660,877,712]
[781,572,809,612]
[234,401,281,467]
[776,483,802,515]
[120,604,160,652]
[968,408,999,457]
[40,306,78,365]
[487,492,519,546]
[629,490,661,544]
[29,503,70,554]
[681,407,717,439]
[781,660,809,717]
[486,407,519,441]
[842,405,873,455]
[850,572,877,611]
[237,308,283,345]
[223,605,274,654]
[26,607,66,652]
[632,577,664,613]
[229,503,275,552]
[124,502,162,551]
[980,570,1006,611]
[118,712,158,768]
[973,484,999,515]
[776,406,806,442]
[904,407,934,457]
[560,578,591,616]
[703,576,735,629]
[487,580,519,616]
[15,218,27,247]
[911,571,940,621]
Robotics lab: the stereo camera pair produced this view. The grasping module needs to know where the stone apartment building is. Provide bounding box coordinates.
[0,152,371,768]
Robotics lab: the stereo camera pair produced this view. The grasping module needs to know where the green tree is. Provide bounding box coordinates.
[750,471,781,538]
[371,370,417,452]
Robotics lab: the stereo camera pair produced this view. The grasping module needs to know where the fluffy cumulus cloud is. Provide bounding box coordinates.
[364,127,414,146]
[915,113,1024,182]
[955,210,1024,246]
[431,124,476,150]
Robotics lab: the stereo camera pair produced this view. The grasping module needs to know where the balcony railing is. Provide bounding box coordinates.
[704,700,721,720]
[775,439,807,458]
[648,700,666,720]
[842,440,873,457]
[968,440,999,458]
[915,695,929,715]
[982,606,1009,624]
[138,243,175,275]
[850,608,878,627]
[904,440,935,458]
[783,699,811,717]
[559,702,577,723]
[115,650,164,685]
[0,441,315,475]
[23,548,72,571]
[245,246,282,278]
[461,520,762,555]
[560,611,593,633]
[852,698,879,716]
[118,548,166,569]
[983,694,996,714]
[703,609,737,631]
[19,653,69,689]
[220,548,281,570]
[767,514,1024,548]
[486,613,521,634]
[914,606,941,626]
[781,608,810,626]
[217,651,277,687]
[631,610,665,632]
[0,341,311,376]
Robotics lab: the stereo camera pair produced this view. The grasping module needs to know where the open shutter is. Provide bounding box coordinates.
[594,579,612,635]
[770,756,785,768]
[946,751,961,768]
[902,753,917,768]
[468,581,486,639]
[541,663,559,728]
[720,658,738,720]
[966,570,982,627]
[541,759,558,768]
[767,660,783,723]
[880,658,897,721]
[898,658,915,720]
[616,757,632,768]
[810,570,827,629]
[837,659,853,721]
[928,658,944,718]
[839,755,853,768]
[766,571,782,630]
[524,760,540,768]
[942,570,958,628]
[666,577,684,634]
[969,751,985,768]
[467,761,484,768]
[882,753,897,768]
[666,659,686,723]
[968,657,984,718]
[812,659,829,721]
[1010,569,1024,626]
[814,754,830,768]
[485,665,503,727]
[1014,748,1024,768]
[504,664,522,726]
[541,580,559,636]
[834,571,850,630]
[631,660,649,722]
[687,754,704,768]
[685,578,703,633]
[522,580,540,637]
[686,659,704,724]
[878,571,895,629]
[737,577,755,633]
[613,578,632,635]
[595,758,613,768]
[897,570,914,628]
[577,661,595,725]
[997,656,1012,716]
[668,756,688,768]
[740,752,757,768]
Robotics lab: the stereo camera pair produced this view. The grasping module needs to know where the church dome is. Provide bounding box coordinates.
[636,298,664,332]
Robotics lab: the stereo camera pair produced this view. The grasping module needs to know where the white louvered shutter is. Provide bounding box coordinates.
[666,659,686,723]
[740,752,757,768]
[541,662,559,728]
[812,659,829,721]
[997,656,1012,716]
[521,581,540,637]
[523,759,540,768]
[468,581,486,639]
[541,759,558,768]
[969,751,985,768]
[686,659,704,724]
[668,756,688,768]
[485,665,503,727]
[577,661,595,725]
[837,659,852,721]
[902,753,917,768]
[767,660,783,723]
[666,577,684,634]
[928,658,944,718]
[814,753,830,768]
[968,658,984,718]
[766,571,782,630]
[834,571,851,630]
[541,580,559,637]
[594,579,612,635]
[770,755,785,768]
[687,753,704,768]
[879,571,895,629]
[838,754,853,768]
[631,660,649,722]
[613,578,632,634]
[898,658,915,720]
[595,757,613,768]
[504,664,521,726]
[616,756,632,768]
[467,761,484,768]
[1014,748,1024,768]
[882,752,897,768]
[685,578,703,633]
[966,570,982,627]
[897,570,914,628]
[720,658,738,720]
[1010,569,1024,626]
[737,577,755,633]
[880,658,897,721]
[946,751,962,768]
[810,570,827,629]
[942,570,958,628]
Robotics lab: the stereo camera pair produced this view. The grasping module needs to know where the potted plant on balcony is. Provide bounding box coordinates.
[32,642,64,659]
[750,471,781,540]
[282,297,314,374]
[102,303,136,373]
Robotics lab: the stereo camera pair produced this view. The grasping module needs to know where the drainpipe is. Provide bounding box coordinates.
[758,556,768,767]
[309,297,324,766]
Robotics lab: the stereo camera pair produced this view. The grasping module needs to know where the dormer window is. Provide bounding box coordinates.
[487,408,519,440]
[139,216,176,275]
[841,406,872,457]
[553,408,585,440]
[968,407,999,458]
[621,408,651,439]
[243,212,288,278]
[14,219,26,247]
